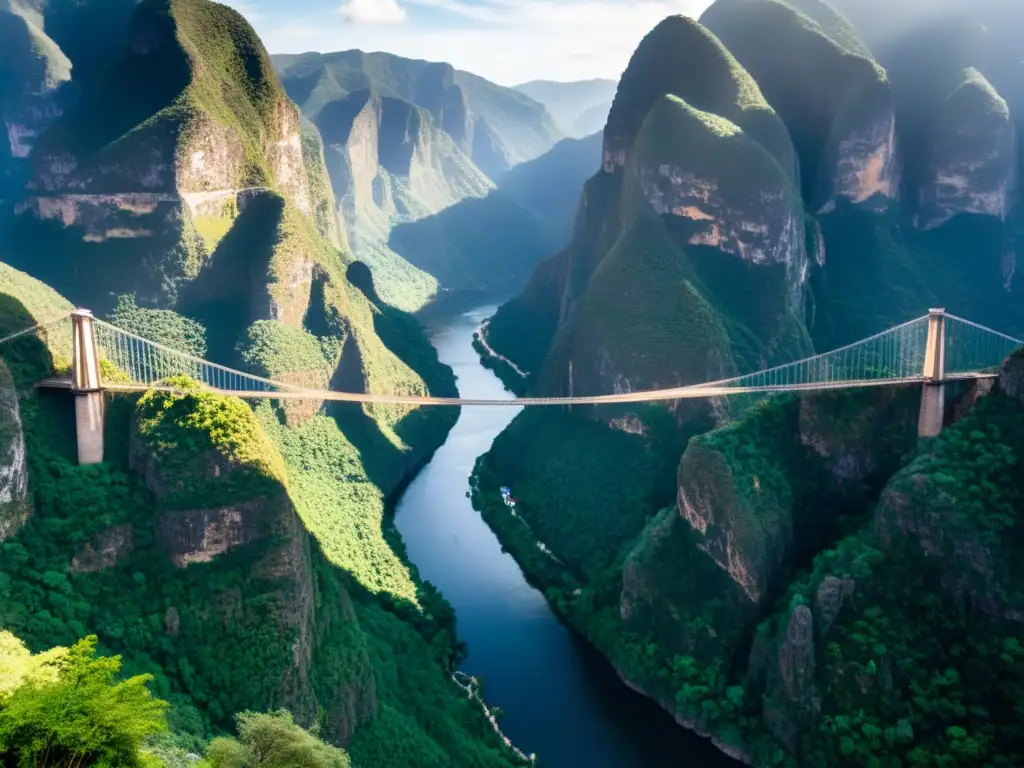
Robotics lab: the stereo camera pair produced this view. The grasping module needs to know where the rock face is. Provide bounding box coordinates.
[701,0,897,211]
[129,387,378,741]
[510,15,811,409]
[71,525,134,572]
[0,2,73,195]
[678,440,792,604]
[276,61,515,310]
[4,0,331,310]
[916,68,1018,230]
[0,361,28,543]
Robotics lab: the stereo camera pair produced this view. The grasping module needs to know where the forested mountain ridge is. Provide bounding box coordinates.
[271,49,565,311]
[476,1,1024,765]
[0,1,527,764]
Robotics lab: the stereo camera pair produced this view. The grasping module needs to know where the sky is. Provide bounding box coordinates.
[223,0,713,86]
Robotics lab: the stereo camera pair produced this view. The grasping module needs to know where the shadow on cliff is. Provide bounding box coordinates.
[180,193,285,366]
[0,295,58,386]
[0,294,77,461]
[320,263,459,495]
[386,190,562,294]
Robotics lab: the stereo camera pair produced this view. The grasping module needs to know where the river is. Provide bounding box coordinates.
[394,306,739,768]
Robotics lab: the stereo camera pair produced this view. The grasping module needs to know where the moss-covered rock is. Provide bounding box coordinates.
[4,0,327,311]
[915,68,1017,230]
[701,0,897,211]
[603,14,796,181]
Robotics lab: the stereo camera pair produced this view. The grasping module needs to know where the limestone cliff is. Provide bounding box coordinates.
[0,360,28,543]
[0,0,72,196]
[120,385,378,740]
[309,87,493,309]
[3,0,330,310]
[915,68,1017,230]
[495,16,810,410]
[701,0,898,212]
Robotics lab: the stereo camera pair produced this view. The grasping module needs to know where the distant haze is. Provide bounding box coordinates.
[220,0,714,85]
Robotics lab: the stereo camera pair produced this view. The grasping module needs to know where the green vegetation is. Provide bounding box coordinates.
[0,630,357,768]
[700,0,887,204]
[110,294,208,357]
[194,205,239,255]
[0,633,167,768]
[476,406,695,581]
[205,711,350,768]
[239,321,333,379]
[471,334,527,396]
[477,366,1024,766]
[604,13,796,179]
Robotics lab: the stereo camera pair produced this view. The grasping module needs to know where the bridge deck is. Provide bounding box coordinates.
[35,373,996,407]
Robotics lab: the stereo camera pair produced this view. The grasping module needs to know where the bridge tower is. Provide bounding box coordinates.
[918,308,947,438]
[71,309,104,465]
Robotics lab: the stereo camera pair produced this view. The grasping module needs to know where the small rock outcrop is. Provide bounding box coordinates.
[71,525,134,572]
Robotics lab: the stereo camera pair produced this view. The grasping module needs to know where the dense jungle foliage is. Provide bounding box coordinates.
[0,630,351,768]
[475,380,1024,767]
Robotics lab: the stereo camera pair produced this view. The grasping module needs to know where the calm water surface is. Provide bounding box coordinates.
[394,307,739,768]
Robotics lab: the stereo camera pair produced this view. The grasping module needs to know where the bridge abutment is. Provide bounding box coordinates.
[917,308,947,439]
[71,310,104,465]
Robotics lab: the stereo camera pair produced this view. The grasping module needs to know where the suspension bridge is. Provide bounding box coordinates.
[0,308,1019,464]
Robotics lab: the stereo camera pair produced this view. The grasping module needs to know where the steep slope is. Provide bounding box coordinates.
[781,0,1024,349]
[275,51,567,311]
[487,15,808,399]
[497,131,602,243]
[700,0,897,212]
[1,0,339,312]
[295,85,493,310]
[915,67,1016,230]
[383,131,602,297]
[273,50,562,176]
[0,0,73,197]
[513,78,617,138]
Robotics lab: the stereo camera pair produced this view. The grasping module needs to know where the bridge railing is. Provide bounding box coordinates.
[944,313,1023,377]
[91,318,306,395]
[700,315,931,393]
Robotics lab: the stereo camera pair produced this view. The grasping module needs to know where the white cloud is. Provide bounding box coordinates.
[340,0,408,24]
[254,0,714,84]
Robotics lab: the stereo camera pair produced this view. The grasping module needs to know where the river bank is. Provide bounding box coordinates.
[392,305,738,767]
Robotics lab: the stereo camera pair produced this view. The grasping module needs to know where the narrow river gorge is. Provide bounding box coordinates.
[394,306,739,767]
